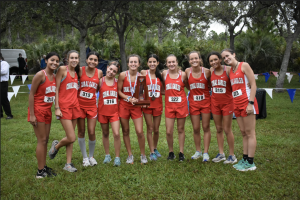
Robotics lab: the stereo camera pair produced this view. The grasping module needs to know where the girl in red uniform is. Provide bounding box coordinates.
[208,51,237,164]
[28,52,60,178]
[185,51,211,162]
[140,54,164,161]
[77,51,103,167]
[117,54,147,164]
[48,50,82,172]
[98,61,121,166]
[162,54,188,161]
[221,48,259,171]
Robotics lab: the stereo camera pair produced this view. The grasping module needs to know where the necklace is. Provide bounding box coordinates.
[233,62,239,72]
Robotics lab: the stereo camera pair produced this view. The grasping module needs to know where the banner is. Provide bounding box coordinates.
[263,88,273,99]
[22,75,28,84]
[287,89,296,103]
[254,74,258,80]
[8,92,14,102]
[272,71,278,77]
[262,72,270,83]
[10,75,16,85]
[287,74,293,83]
[27,84,32,91]
[12,86,20,97]
[96,91,99,100]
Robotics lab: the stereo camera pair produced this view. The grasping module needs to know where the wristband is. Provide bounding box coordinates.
[249,101,254,105]
[55,107,60,110]
[126,96,132,102]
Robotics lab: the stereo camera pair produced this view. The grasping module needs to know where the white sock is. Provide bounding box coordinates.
[89,140,96,158]
[78,137,88,158]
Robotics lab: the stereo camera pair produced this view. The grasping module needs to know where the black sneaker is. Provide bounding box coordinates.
[36,169,47,179]
[167,152,176,160]
[44,166,57,177]
[179,152,185,161]
[6,115,13,120]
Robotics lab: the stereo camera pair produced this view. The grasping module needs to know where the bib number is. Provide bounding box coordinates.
[168,96,181,102]
[104,99,117,105]
[193,94,205,101]
[213,87,226,94]
[232,89,242,98]
[79,91,93,99]
[149,92,160,98]
[44,96,55,103]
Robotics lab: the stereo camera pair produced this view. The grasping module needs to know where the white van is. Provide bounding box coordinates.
[0,49,27,75]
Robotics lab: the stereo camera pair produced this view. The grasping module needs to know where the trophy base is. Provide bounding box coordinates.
[134,100,150,107]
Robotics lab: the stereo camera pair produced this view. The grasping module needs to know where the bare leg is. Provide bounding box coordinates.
[223,114,234,155]
[34,122,50,170]
[242,114,256,157]
[236,117,247,155]
[120,117,132,156]
[212,114,224,154]
[144,113,155,153]
[202,113,211,153]
[132,117,145,156]
[87,118,97,157]
[177,118,186,153]
[153,115,162,149]
[111,120,121,157]
[101,123,110,155]
[190,114,201,152]
[165,117,175,152]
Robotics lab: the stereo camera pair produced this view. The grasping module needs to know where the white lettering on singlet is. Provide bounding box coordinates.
[190,83,205,90]
[123,87,130,93]
[102,90,118,98]
[80,81,98,89]
[147,85,161,91]
[66,82,78,90]
[45,86,56,94]
[230,78,244,85]
[211,80,226,87]
[166,83,181,91]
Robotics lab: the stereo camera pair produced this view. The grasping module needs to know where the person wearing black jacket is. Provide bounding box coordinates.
[17,53,28,80]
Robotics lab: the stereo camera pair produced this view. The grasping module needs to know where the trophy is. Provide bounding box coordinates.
[133,76,150,106]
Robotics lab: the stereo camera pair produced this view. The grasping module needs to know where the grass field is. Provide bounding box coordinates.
[1,75,300,199]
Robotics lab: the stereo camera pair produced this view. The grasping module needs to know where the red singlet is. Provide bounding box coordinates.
[78,66,98,109]
[98,77,118,116]
[119,71,140,109]
[145,70,163,108]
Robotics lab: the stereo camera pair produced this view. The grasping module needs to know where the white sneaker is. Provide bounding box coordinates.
[140,155,148,164]
[83,158,91,167]
[203,153,210,162]
[191,151,203,159]
[212,153,226,163]
[126,155,134,164]
[89,157,98,166]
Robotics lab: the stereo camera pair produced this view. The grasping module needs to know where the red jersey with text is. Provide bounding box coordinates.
[230,62,256,106]
[98,77,118,116]
[59,66,79,108]
[188,67,210,107]
[145,70,162,108]
[119,71,140,109]
[211,65,233,104]
[34,70,56,110]
[164,70,187,108]
[78,67,98,109]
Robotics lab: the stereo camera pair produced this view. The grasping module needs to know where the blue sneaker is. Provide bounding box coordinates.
[233,159,245,169]
[154,149,161,157]
[212,153,226,163]
[224,155,237,164]
[114,157,121,166]
[103,154,111,164]
[239,161,257,171]
[150,153,157,161]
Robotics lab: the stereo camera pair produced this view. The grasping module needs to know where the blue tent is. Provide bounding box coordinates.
[97,59,108,76]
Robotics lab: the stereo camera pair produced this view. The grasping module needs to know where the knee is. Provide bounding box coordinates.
[178,128,185,135]
[136,131,144,139]
[78,130,85,138]
[166,131,173,137]
[113,132,120,140]
[202,125,210,133]
[223,127,232,136]
[103,131,109,138]
[68,135,76,143]
[240,129,247,137]
[147,126,153,134]
[38,137,48,146]
[193,127,200,134]
[153,129,159,136]
[122,129,130,137]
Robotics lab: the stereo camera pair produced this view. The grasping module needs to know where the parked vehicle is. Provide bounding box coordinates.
[0,49,28,75]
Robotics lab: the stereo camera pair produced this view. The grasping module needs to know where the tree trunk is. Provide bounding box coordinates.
[17,31,20,41]
[157,24,163,44]
[57,23,59,39]
[229,30,235,50]
[61,26,64,41]
[118,32,127,72]
[72,27,74,37]
[79,29,87,67]
[7,21,11,44]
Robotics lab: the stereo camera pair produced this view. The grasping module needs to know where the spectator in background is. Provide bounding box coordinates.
[1,53,13,119]
[40,55,47,70]
[17,53,28,80]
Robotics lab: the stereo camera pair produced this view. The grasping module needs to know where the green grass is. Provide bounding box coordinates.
[1,75,300,199]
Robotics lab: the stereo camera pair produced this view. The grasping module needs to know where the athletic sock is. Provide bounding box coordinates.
[38,169,44,173]
[89,139,96,158]
[243,154,248,161]
[247,157,254,164]
[78,137,88,158]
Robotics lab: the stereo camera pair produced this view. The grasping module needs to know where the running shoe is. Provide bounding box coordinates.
[167,152,176,160]
[36,169,47,179]
[224,155,238,164]
[233,159,245,169]
[191,151,202,160]
[44,166,57,177]
[141,155,148,164]
[103,154,112,164]
[48,140,59,159]
[179,152,185,162]
[212,153,226,163]
[114,157,121,166]
[154,149,162,157]
[126,155,134,164]
[63,163,77,172]
[149,153,157,161]
[89,157,98,166]
[203,153,210,162]
[83,158,91,167]
[235,160,248,171]
[239,162,257,171]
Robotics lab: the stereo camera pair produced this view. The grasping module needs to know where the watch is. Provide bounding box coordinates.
[249,101,254,105]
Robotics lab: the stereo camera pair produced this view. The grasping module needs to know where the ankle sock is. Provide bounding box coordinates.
[38,169,44,173]
[247,157,254,164]
[243,154,248,161]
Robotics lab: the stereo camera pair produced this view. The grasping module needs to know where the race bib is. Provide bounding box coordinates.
[193,94,205,101]
[213,87,226,94]
[232,89,242,98]
[168,96,182,102]
[44,96,55,103]
[79,91,93,99]
[149,92,160,98]
[104,99,117,105]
